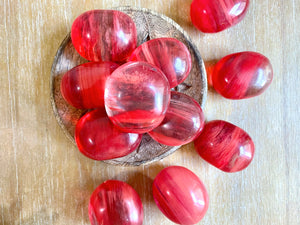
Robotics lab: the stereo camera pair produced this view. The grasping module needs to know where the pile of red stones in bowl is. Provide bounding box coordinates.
[60,1,273,224]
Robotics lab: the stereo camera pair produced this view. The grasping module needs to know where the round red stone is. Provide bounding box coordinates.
[190,0,249,33]
[194,120,255,172]
[153,166,209,224]
[129,38,192,88]
[104,61,171,134]
[89,180,143,225]
[148,91,205,146]
[75,109,142,160]
[212,51,273,99]
[71,10,137,62]
[60,61,118,109]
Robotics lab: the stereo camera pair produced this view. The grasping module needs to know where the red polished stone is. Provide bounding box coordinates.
[75,109,142,160]
[190,0,249,33]
[153,166,209,224]
[194,120,255,172]
[71,10,137,62]
[89,180,143,225]
[104,61,171,134]
[60,62,118,109]
[212,51,273,99]
[129,38,192,88]
[148,91,205,146]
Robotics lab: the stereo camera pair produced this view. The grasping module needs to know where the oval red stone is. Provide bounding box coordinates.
[190,0,249,33]
[71,10,137,62]
[148,91,205,146]
[194,120,255,172]
[153,166,209,224]
[105,61,171,134]
[75,109,142,160]
[89,180,143,225]
[60,61,118,109]
[129,38,192,88]
[212,51,273,99]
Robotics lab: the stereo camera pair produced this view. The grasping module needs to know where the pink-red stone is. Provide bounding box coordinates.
[129,38,192,88]
[60,62,118,109]
[190,0,249,33]
[148,91,205,146]
[71,10,137,62]
[194,120,255,172]
[89,180,143,225]
[75,109,142,160]
[153,166,209,224]
[212,51,273,99]
[104,61,170,134]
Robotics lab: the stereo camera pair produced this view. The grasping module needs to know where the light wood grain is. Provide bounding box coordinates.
[0,0,299,224]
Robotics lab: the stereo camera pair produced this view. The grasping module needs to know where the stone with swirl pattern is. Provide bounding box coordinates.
[104,61,171,134]
[194,120,255,172]
[148,91,205,146]
[89,180,143,225]
[75,109,142,160]
[60,61,118,109]
[190,0,249,33]
[71,10,137,62]
[129,38,192,88]
[212,51,273,99]
[153,166,209,224]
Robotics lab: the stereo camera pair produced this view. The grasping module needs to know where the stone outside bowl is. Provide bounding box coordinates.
[50,6,207,166]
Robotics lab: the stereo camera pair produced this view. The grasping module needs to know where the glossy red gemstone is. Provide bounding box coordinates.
[89,180,143,225]
[75,109,142,160]
[153,166,209,224]
[60,62,118,109]
[105,61,171,134]
[148,91,205,146]
[190,0,249,33]
[129,38,192,88]
[71,10,137,62]
[194,120,255,172]
[212,51,273,99]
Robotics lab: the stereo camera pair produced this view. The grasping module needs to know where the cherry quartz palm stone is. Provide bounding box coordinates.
[105,61,171,134]
[153,166,209,225]
[148,91,205,146]
[212,51,273,99]
[89,180,143,225]
[60,62,118,109]
[194,120,255,172]
[75,109,142,160]
[71,10,137,62]
[129,38,192,88]
[190,0,249,33]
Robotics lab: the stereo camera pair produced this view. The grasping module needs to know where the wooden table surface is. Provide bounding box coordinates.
[1,0,299,224]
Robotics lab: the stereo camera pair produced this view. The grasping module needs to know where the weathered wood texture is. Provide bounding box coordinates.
[0,0,299,224]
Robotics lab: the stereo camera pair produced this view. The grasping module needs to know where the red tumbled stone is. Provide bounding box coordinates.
[89,180,143,225]
[129,38,192,88]
[75,109,142,160]
[194,120,255,172]
[71,10,137,62]
[60,61,118,109]
[190,0,249,33]
[105,61,170,134]
[153,166,209,224]
[148,91,205,146]
[212,51,273,99]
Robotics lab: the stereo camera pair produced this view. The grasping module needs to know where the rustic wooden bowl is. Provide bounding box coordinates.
[50,6,207,166]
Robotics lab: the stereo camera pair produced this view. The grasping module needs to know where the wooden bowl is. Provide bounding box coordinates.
[50,7,207,166]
